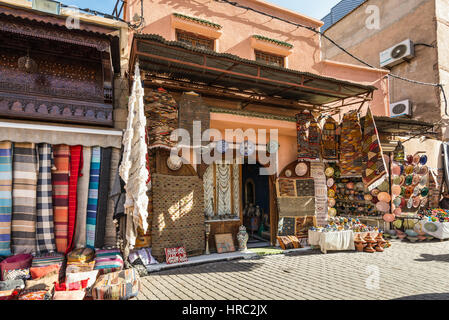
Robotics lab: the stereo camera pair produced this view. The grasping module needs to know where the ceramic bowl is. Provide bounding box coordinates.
[408,236,419,243]
[405,229,418,237]
[387,230,397,236]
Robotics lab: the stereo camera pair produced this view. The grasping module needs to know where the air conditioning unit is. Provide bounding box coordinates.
[380,39,415,68]
[390,99,412,118]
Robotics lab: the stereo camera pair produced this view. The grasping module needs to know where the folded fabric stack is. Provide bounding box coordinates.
[66,248,95,273]
[94,249,124,275]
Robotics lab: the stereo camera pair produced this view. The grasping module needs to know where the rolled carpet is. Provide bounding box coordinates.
[67,145,83,254]
[11,142,38,254]
[95,147,112,249]
[0,141,13,256]
[86,147,101,249]
[73,147,91,249]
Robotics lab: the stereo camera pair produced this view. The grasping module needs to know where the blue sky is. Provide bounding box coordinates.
[51,0,340,20]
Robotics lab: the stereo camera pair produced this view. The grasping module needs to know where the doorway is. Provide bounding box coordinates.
[242,162,271,247]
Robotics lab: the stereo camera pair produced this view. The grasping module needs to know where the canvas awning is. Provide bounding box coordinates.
[0,120,123,148]
[130,34,376,112]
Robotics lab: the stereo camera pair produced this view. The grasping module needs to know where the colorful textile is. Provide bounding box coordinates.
[105,148,121,247]
[11,143,38,254]
[31,252,64,268]
[18,290,49,300]
[86,147,101,249]
[296,110,320,161]
[53,290,85,300]
[0,141,12,256]
[321,117,339,161]
[65,260,95,274]
[92,268,140,300]
[67,146,83,253]
[65,270,98,293]
[144,88,179,150]
[52,145,70,253]
[362,107,388,190]
[3,268,30,281]
[339,111,363,177]
[95,147,112,248]
[36,143,56,254]
[94,249,123,274]
[67,248,94,263]
[30,264,60,280]
[74,147,91,249]
[24,271,59,291]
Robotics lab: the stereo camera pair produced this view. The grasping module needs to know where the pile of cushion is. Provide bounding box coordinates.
[0,248,139,300]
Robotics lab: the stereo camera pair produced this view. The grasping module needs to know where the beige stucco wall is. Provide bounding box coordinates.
[323,0,441,124]
[436,0,449,140]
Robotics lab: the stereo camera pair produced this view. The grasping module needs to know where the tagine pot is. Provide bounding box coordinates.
[363,233,376,253]
[354,234,366,252]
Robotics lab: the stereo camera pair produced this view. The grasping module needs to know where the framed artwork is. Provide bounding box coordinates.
[215,234,236,253]
[164,247,188,264]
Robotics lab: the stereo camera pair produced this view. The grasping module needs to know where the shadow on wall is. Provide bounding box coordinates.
[394,293,449,300]
[414,253,449,263]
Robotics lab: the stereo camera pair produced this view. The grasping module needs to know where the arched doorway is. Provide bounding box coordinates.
[242,161,271,246]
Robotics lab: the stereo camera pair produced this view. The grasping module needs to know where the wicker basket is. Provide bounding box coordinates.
[151,174,205,261]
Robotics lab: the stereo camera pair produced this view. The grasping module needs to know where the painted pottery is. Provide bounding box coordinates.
[378,192,391,203]
[420,155,428,165]
[383,213,395,222]
[237,225,249,251]
[325,167,335,177]
[406,155,414,164]
[295,162,308,177]
[421,187,429,197]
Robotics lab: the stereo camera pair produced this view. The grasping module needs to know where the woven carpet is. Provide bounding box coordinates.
[94,147,112,249]
[0,141,12,256]
[339,111,363,177]
[86,147,101,249]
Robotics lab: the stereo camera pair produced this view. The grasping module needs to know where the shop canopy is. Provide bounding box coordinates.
[130,34,376,112]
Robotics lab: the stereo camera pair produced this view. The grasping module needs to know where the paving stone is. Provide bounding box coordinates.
[138,241,449,300]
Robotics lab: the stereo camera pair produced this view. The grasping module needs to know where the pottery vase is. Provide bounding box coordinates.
[237,225,249,251]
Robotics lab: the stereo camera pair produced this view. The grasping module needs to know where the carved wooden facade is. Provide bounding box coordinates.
[0,6,120,126]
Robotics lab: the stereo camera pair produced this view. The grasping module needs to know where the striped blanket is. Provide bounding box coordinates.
[31,252,64,268]
[36,144,56,254]
[67,146,83,253]
[0,142,12,256]
[74,147,91,249]
[95,147,112,249]
[86,147,101,249]
[11,143,38,254]
[52,145,70,253]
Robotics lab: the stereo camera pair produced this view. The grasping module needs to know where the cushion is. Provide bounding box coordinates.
[92,268,140,300]
[277,236,294,250]
[3,268,30,281]
[24,271,59,292]
[31,253,64,268]
[67,248,95,263]
[65,260,95,274]
[66,270,99,293]
[55,280,88,291]
[53,290,85,300]
[0,279,25,300]
[0,254,32,280]
[94,249,124,275]
[18,290,50,300]
[30,264,60,280]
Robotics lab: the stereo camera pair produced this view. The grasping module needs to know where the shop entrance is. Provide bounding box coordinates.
[242,162,271,247]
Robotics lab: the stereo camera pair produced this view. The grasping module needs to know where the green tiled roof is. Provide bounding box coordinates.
[173,13,222,30]
[252,35,293,49]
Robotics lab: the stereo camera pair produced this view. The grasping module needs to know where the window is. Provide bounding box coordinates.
[255,50,285,67]
[176,29,215,50]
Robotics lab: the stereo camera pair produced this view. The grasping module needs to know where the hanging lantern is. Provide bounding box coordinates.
[393,141,405,162]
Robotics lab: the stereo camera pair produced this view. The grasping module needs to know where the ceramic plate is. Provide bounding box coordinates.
[392,176,401,185]
[378,180,389,192]
[295,162,308,177]
[328,208,337,217]
[167,155,183,171]
[405,166,414,175]
[393,207,402,216]
[364,194,373,201]
[413,154,420,165]
[392,164,401,176]
[325,167,335,177]
[406,155,414,165]
[378,192,391,203]
[412,175,421,185]
[285,169,292,177]
[383,213,395,223]
[328,189,335,198]
[393,196,402,207]
[419,166,429,176]
[407,197,413,209]
[327,178,335,188]
[376,201,390,213]
[420,155,428,165]
[371,189,380,197]
[392,185,402,196]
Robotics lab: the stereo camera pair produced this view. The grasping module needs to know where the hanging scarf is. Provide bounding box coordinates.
[362,107,388,190]
[95,147,112,249]
[52,145,70,253]
[104,148,121,247]
[66,146,83,253]
[321,117,339,161]
[36,143,56,254]
[12,142,38,254]
[339,111,363,177]
[0,141,13,256]
[73,147,91,249]
[119,63,149,253]
[296,110,320,161]
[86,147,101,249]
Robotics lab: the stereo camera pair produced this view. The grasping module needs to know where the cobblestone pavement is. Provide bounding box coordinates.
[137,240,449,300]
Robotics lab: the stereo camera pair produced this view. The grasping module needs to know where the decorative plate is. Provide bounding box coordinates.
[393,219,403,229]
[424,222,438,233]
[328,189,335,198]
[393,207,402,216]
[376,201,390,213]
[239,141,255,157]
[405,175,413,186]
[419,166,429,176]
[392,175,401,185]
[412,197,421,208]
[383,214,395,223]
[325,167,335,178]
[216,140,229,154]
[407,197,413,209]
[393,197,402,207]
[392,185,401,196]
[406,155,414,165]
[371,189,380,197]
[399,175,406,186]
[328,208,337,217]
[392,164,401,176]
[378,180,389,192]
[364,194,373,201]
[328,198,336,207]
[285,169,292,178]
[295,162,309,177]
[378,192,391,203]
[327,178,335,188]
[405,165,414,175]
[413,154,420,165]
[412,175,421,186]
[167,155,183,171]
[421,187,429,197]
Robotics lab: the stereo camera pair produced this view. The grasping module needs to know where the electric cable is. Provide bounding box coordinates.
[216,0,449,117]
